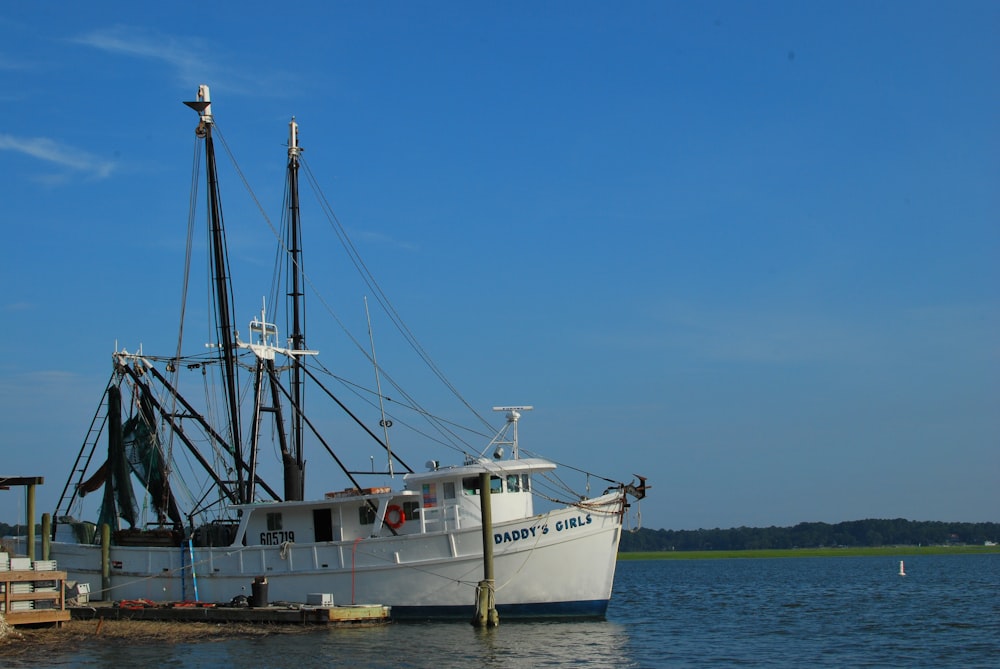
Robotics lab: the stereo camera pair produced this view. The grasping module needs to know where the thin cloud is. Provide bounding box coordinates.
[0,53,34,71]
[0,134,115,179]
[628,300,1000,367]
[4,302,34,312]
[353,229,420,252]
[70,25,208,82]
[70,25,293,96]
[587,300,867,365]
[0,54,34,102]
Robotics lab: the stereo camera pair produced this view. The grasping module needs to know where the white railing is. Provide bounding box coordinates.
[418,504,463,533]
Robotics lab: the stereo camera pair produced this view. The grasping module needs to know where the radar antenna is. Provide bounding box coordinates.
[482,406,533,460]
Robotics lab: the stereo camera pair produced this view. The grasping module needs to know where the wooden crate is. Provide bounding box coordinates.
[1,570,71,627]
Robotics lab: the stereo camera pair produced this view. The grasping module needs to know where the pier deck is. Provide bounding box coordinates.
[70,601,390,626]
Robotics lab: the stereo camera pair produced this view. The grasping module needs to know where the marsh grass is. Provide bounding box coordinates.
[618,545,1000,560]
[0,618,314,659]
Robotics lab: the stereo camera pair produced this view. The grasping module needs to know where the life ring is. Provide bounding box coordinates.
[385,504,406,530]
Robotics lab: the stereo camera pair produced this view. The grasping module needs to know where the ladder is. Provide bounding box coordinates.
[51,372,116,527]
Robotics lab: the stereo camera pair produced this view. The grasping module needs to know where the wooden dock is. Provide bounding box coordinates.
[1,570,71,628]
[70,601,390,626]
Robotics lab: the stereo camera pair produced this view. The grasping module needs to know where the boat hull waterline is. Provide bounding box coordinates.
[48,493,624,619]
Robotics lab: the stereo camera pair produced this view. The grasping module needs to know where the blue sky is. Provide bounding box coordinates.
[1,2,997,531]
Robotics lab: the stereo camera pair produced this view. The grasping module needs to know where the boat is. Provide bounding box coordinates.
[42,85,648,620]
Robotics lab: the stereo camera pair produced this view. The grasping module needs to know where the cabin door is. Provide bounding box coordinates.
[313,508,334,542]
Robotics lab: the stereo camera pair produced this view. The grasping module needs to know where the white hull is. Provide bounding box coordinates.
[48,493,624,619]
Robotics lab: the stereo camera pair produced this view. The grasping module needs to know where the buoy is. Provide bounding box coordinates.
[898,560,906,577]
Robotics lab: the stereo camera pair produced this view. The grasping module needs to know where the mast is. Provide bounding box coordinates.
[246,305,292,502]
[184,85,246,503]
[285,117,306,500]
[366,296,394,477]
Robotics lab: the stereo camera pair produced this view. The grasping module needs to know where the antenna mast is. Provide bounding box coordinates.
[285,116,307,500]
[489,406,533,460]
[184,84,246,503]
[365,297,394,477]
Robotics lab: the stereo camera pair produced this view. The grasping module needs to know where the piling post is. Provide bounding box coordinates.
[26,483,37,561]
[472,471,499,628]
[101,523,111,599]
[41,513,51,561]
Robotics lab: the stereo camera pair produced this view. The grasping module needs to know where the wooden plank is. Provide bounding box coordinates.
[71,604,390,625]
[3,570,68,582]
[0,476,45,487]
[325,605,390,621]
[3,610,71,626]
[8,591,62,602]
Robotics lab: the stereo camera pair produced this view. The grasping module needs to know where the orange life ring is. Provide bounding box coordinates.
[385,504,406,530]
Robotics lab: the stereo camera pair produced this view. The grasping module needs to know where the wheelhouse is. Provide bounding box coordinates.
[231,458,557,547]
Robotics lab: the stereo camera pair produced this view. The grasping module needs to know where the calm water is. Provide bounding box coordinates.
[6,554,998,668]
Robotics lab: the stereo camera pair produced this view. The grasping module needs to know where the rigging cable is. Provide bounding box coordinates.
[161,135,204,510]
[212,126,562,481]
[213,126,491,459]
[300,159,494,432]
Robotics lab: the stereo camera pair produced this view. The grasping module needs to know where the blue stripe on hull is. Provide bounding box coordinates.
[389,599,609,621]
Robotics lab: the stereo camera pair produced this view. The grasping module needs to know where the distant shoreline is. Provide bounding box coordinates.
[618,545,1000,560]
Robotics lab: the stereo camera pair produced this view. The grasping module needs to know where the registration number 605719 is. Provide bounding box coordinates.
[260,530,295,545]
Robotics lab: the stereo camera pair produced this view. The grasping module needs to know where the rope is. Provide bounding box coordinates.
[302,160,493,431]
[210,124,490,463]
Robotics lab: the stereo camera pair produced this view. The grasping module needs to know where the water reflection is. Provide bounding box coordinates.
[96,619,635,669]
[468,620,632,669]
[14,555,998,669]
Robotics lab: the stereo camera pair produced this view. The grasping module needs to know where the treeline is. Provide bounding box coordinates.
[0,522,27,539]
[620,519,1000,552]
[5,519,999,552]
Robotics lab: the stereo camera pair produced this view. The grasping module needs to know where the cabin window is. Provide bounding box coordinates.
[443,481,456,500]
[522,474,531,492]
[422,483,437,507]
[463,476,480,495]
[403,500,421,520]
[462,476,503,494]
[266,512,283,531]
[359,504,377,525]
[313,508,334,542]
[506,475,520,492]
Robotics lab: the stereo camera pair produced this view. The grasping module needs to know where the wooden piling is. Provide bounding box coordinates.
[101,524,111,599]
[472,471,499,628]
[26,483,36,561]
[42,513,51,561]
